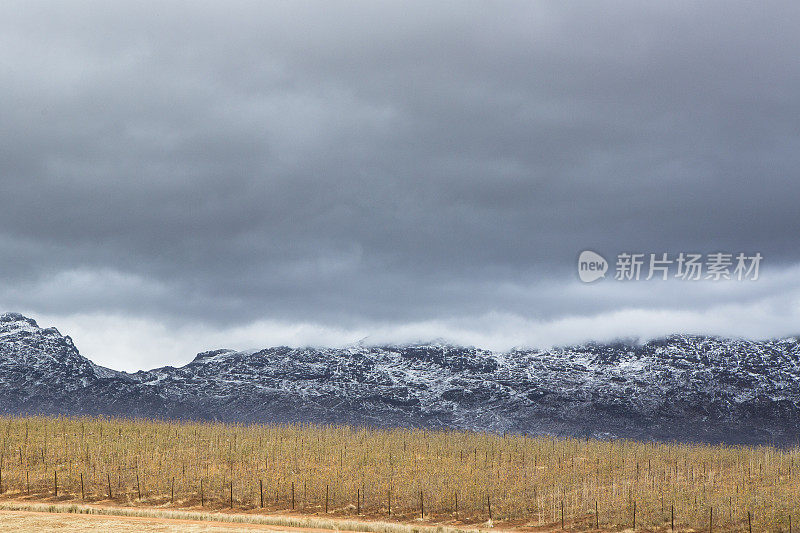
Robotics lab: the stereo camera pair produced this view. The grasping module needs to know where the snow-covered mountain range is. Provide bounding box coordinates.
[1,312,799,445]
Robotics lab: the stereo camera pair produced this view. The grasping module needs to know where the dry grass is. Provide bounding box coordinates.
[0,416,797,531]
[0,501,475,533]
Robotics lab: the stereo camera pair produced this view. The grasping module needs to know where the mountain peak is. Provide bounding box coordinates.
[0,312,40,330]
[191,349,236,362]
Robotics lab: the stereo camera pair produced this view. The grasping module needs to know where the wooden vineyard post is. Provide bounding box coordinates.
[356,488,360,515]
[748,511,752,533]
[325,484,329,513]
[709,506,713,533]
[671,504,674,532]
[229,481,233,508]
[455,491,459,520]
[80,473,85,500]
[388,486,391,517]
[260,479,263,508]
[595,501,599,529]
[420,489,424,519]
[200,479,204,507]
[291,481,295,510]
[54,470,58,497]
[561,500,564,530]
[488,493,492,521]
[136,473,141,500]
[171,477,175,503]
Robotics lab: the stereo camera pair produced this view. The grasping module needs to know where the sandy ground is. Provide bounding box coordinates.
[0,508,354,532]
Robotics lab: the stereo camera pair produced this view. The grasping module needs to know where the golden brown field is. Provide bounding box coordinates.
[0,416,797,531]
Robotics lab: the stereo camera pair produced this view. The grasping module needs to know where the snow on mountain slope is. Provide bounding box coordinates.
[1,312,799,445]
[0,312,97,392]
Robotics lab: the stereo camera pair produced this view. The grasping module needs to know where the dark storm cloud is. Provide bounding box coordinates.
[1,1,800,335]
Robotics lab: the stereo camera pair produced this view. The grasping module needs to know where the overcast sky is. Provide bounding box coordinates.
[2,1,800,371]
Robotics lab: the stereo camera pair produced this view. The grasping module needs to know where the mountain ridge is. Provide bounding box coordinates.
[1,312,799,445]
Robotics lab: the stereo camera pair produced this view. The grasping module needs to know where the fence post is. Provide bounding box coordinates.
[200,479,204,507]
[80,473,85,500]
[260,479,263,508]
[709,506,712,533]
[595,501,599,529]
[325,484,329,513]
[748,511,752,533]
[561,500,564,529]
[291,481,295,510]
[54,470,58,497]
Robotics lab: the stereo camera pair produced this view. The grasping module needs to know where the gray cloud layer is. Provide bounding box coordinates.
[2,1,800,368]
